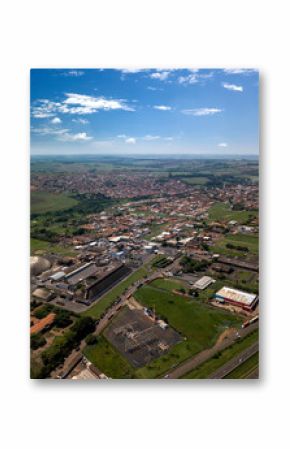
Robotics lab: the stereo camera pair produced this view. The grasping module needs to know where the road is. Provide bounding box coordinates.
[208,341,259,379]
[163,321,259,379]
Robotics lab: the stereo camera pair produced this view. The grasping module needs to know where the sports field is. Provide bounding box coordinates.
[31,191,79,214]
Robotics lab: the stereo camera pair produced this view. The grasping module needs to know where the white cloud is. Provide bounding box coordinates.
[182,108,223,116]
[178,71,213,85]
[63,70,84,77]
[150,71,170,81]
[218,142,228,147]
[223,69,257,75]
[223,82,243,92]
[51,117,62,124]
[125,137,136,144]
[153,105,172,111]
[59,132,92,142]
[31,94,135,118]
[72,118,89,124]
[31,126,92,142]
[143,135,160,141]
[121,68,146,73]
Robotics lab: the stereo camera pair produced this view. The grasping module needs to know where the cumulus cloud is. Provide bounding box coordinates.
[182,108,223,116]
[218,142,228,147]
[31,93,135,118]
[31,126,92,142]
[125,137,136,144]
[153,105,172,111]
[72,118,89,124]
[51,117,62,124]
[223,82,243,92]
[150,71,170,81]
[59,132,92,142]
[178,70,213,86]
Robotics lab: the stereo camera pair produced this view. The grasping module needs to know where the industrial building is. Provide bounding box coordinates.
[215,286,258,311]
[194,276,215,290]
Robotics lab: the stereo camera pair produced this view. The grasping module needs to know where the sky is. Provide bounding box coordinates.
[30,68,259,156]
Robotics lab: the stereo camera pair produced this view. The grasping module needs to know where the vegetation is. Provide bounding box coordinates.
[224,351,259,379]
[83,335,135,378]
[31,191,79,214]
[31,316,95,378]
[31,333,46,350]
[180,255,210,273]
[208,202,258,223]
[134,284,242,378]
[182,329,258,379]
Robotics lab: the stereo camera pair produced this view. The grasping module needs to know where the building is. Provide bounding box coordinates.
[193,276,215,290]
[215,286,258,311]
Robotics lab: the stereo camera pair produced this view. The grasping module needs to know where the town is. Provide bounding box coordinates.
[30,156,259,379]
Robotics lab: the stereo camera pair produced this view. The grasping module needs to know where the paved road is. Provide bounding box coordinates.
[208,342,259,379]
[164,321,259,379]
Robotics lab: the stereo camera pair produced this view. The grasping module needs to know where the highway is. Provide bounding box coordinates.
[163,321,259,379]
[208,342,259,379]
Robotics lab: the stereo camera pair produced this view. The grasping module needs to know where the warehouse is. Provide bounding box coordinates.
[65,262,98,286]
[215,286,258,311]
[194,275,215,290]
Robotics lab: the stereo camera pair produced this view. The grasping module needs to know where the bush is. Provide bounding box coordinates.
[85,334,98,346]
[31,333,46,350]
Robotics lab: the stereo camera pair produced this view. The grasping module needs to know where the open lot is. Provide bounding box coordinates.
[211,233,259,258]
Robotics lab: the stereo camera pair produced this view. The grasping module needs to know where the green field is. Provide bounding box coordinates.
[181,177,209,185]
[134,284,242,378]
[208,203,258,223]
[83,336,135,379]
[182,329,258,379]
[150,278,186,292]
[31,191,79,214]
[31,238,75,256]
[212,233,259,257]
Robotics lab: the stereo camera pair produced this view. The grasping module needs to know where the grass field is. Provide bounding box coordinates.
[83,336,135,378]
[134,284,242,378]
[208,203,258,223]
[31,238,75,256]
[181,177,209,185]
[31,191,79,214]
[224,351,259,379]
[182,329,258,379]
[150,278,186,292]
[211,233,259,257]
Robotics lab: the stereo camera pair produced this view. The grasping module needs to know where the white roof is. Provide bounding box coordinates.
[216,286,257,306]
[194,276,214,289]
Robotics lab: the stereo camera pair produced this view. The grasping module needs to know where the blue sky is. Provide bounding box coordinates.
[30,68,259,155]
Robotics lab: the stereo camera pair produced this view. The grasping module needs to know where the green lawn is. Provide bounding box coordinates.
[31,191,79,214]
[150,278,186,292]
[83,336,135,379]
[134,284,242,378]
[208,203,258,224]
[224,351,259,379]
[182,329,259,379]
